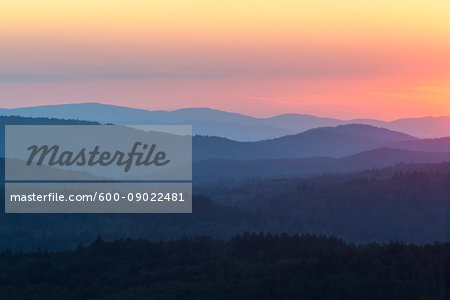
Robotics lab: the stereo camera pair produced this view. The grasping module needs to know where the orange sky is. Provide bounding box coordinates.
[0,0,449,119]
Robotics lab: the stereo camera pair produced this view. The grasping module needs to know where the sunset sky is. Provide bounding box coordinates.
[0,0,449,119]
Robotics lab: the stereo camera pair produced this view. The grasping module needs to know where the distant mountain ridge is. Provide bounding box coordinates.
[2,102,450,140]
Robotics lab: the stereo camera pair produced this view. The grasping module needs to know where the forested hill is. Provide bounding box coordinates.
[0,115,100,125]
[0,234,444,300]
[1,163,450,250]
[0,116,100,157]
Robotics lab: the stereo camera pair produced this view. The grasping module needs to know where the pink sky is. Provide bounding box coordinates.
[0,0,449,120]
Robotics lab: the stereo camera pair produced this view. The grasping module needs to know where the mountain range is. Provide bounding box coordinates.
[1,115,449,181]
[1,102,450,140]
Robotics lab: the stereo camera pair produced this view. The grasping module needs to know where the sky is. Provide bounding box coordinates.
[0,0,449,120]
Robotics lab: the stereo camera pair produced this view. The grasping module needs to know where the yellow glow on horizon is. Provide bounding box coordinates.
[2,0,449,35]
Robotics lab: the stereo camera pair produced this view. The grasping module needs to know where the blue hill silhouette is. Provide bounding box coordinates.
[2,103,450,140]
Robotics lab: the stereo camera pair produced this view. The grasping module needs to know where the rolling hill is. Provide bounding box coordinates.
[388,136,450,152]
[193,148,450,180]
[193,124,416,160]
